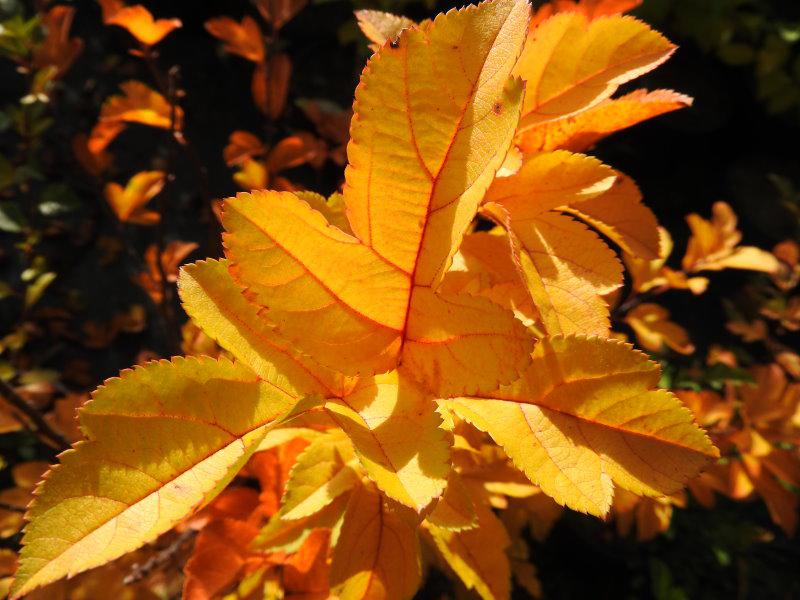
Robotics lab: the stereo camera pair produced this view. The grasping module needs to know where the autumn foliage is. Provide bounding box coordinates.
[1,0,799,597]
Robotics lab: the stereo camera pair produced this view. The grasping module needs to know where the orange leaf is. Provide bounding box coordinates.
[178,258,349,398]
[533,0,643,25]
[183,518,262,600]
[514,12,675,129]
[224,131,266,166]
[86,120,126,155]
[100,80,183,130]
[267,133,324,173]
[205,16,264,62]
[682,201,781,274]
[741,454,798,536]
[255,0,307,31]
[32,6,83,76]
[253,54,292,119]
[330,483,421,599]
[104,170,165,224]
[105,4,181,46]
[624,227,709,294]
[517,89,692,153]
[282,529,331,597]
[626,302,695,355]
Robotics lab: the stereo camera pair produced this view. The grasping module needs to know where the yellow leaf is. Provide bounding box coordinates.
[626,302,695,355]
[223,190,409,375]
[355,10,416,50]
[485,150,617,219]
[299,191,353,235]
[624,227,709,294]
[255,495,347,554]
[104,170,165,224]
[344,0,527,287]
[222,0,535,393]
[483,152,623,336]
[512,212,623,336]
[561,173,660,259]
[401,286,534,395]
[233,158,268,190]
[330,483,421,600]
[448,335,719,516]
[325,371,450,512]
[441,231,536,324]
[426,472,478,531]
[514,13,676,129]
[682,201,781,274]
[426,499,511,600]
[178,258,349,398]
[280,430,360,520]
[517,88,692,152]
[11,357,311,597]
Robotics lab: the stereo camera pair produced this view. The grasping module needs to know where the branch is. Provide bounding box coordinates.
[0,378,70,451]
[0,501,25,513]
[123,529,196,585]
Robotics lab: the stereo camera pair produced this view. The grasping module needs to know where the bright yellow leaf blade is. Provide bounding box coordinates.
[448,335,719,516]
[355,10,416,50]
[331,483,421,600]
[427,472,477,531]
[516,89,692,152]
[178,258,349,397]
[425,498,511,600]
[493,208,623,336]
[280,430,359,520]
[325,371,450,512]
[483,151,622,336]
[561,172,661,260]
[514,13,676,129]
[484,150,617,219]
[403,287,534,396]
[223,190,408,376]
[11,357,305,598]
[345,0,529,286]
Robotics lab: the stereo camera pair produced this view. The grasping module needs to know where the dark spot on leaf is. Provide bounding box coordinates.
[390,38,400,49]
[492,101,503,115]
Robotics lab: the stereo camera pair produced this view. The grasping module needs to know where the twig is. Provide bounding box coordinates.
[141,44,215,255]
[152,65,183,357]
[0,501,25,513]
[0,378,70,451]
[613,283,670,319]
[123,529,196,585]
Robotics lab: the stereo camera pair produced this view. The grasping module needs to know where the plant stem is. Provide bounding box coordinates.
[0,378,69,451]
